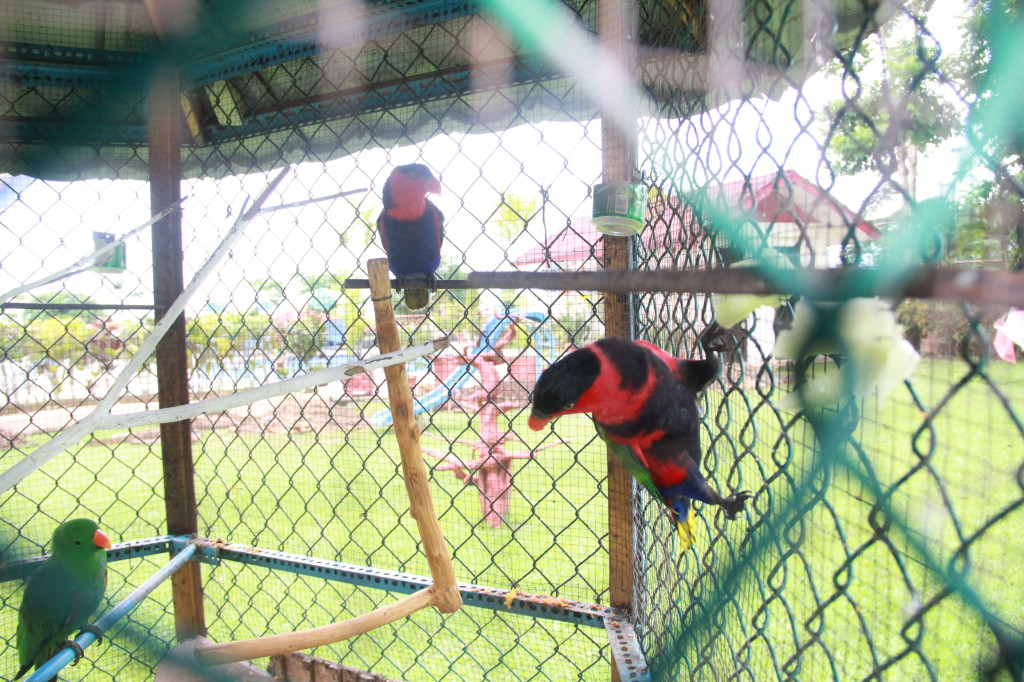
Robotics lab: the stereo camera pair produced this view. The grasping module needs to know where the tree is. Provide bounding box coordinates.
[484,193,540,309]
[341,206,376,252]
[249,277,286,312]
[822,13,962,202]
[955,0,1024,267]
[944,179,1020,265]
[486,193,539,250]
[823,0,1024,269]
[27,291,101,323]
[958,0,1024,169]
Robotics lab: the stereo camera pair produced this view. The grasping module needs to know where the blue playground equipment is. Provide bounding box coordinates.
[370,311,556,427]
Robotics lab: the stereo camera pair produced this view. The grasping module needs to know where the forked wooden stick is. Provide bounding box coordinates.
[193,588,435,666]
[193,259,462,666]
[368,258,463,614]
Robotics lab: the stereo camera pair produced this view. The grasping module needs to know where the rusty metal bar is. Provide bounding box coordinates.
[464,266,1024,306]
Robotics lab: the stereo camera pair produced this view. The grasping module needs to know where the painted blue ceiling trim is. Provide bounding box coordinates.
[0,42,152,69]
[182,0,480,88]
[0,0,480,91]
[0,0,573,148]
[0,119,149,146]
[201,55,561,143]
[0,54,559,147]
[0,42,152,89]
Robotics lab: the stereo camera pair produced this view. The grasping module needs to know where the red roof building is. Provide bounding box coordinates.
[516,170,878,269]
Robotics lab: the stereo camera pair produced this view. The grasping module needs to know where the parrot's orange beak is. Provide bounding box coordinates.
[425,178,442,195]
[528,413,551,431]
[93,529,112,549]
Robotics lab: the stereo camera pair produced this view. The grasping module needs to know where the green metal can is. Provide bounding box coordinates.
[591,182,647,236]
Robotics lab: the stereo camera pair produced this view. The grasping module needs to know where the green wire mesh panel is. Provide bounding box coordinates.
[179,153,614,678]
[630,0,1024,677]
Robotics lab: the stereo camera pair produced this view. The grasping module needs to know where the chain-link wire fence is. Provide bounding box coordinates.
[2,0,1023,679]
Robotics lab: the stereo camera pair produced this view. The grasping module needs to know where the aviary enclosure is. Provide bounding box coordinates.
[0,0,1022,680]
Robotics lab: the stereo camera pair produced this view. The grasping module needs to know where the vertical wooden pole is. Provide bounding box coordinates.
[367,259,462,614]
[149,58,206,640]
[599,1,637,679]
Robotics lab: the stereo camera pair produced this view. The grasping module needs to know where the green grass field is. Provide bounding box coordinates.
[659,356,1024,681]
[1,357,1021,680]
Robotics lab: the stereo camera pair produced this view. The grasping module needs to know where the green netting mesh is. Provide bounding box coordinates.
[2,0,1023,680]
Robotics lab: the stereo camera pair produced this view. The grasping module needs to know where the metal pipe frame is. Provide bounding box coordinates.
[24,542,198,682]
[0,536,650,680]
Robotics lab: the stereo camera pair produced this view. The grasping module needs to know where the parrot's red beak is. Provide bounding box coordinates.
[93,529,112,549]
[528,413,550,431]
[425,178,442,195]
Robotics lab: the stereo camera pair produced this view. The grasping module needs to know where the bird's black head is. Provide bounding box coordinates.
[528,348,600,430]
[396,163,438,183]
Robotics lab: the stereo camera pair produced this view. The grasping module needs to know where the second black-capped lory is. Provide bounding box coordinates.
[529,335,750,549]
[377,163,444,310]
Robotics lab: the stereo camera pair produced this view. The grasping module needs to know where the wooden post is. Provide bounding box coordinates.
[599,0,637,678]
[367,259,463,614]
[148,51,206,639]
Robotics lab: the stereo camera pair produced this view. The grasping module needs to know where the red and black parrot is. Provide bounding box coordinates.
[528,332,750,549]
[376,163,444,310]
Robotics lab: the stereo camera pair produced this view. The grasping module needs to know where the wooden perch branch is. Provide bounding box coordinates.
[193,588,435,666]
[193,259,463,668]
[368,258,462,614]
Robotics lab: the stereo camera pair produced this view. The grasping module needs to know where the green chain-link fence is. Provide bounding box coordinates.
[2,0,1023,679]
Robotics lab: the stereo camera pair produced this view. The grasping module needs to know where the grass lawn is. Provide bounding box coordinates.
[0,356,1021,680]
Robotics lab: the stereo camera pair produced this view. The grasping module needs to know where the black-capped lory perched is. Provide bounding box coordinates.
[377,163,444,310]
[15,518,111,680]
[529,336,751,549]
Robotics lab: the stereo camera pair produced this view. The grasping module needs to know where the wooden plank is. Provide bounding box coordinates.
[268,652,400,682]
[599,1,638,679]
[148,48,206,641]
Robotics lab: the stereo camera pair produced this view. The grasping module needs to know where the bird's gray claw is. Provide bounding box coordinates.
[57,639,86,665]
[425,274,438,292]
[700,321,731,353]
[79,623,104,645]
[722,490,752,520]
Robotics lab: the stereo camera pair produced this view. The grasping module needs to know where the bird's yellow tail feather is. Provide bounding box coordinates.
[676,515,697,551]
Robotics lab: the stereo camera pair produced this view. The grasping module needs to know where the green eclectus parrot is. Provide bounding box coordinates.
[529,332,750,550]
[15,518,112,681]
